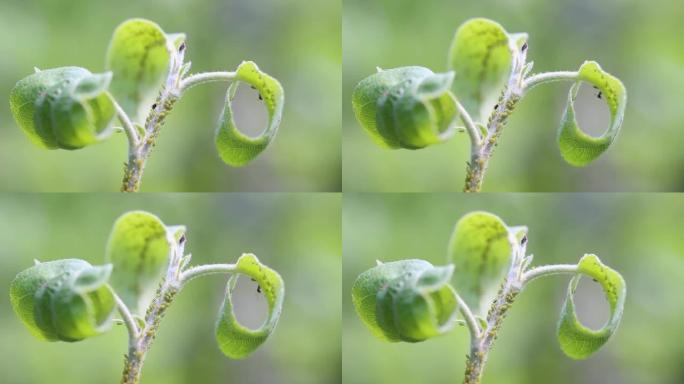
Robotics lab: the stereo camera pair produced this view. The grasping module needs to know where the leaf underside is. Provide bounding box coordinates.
[10,259,115,342]
[352,259,458,343]
[9,67,116,150]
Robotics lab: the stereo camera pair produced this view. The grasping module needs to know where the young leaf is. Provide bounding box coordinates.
[215,61,284,166]
[447,211,522,315]
[448,18,525,121]
[557,61,627,166]
[215,253,284,359]
[10,259,115,342]
[352,259,459,343]
[9,67,116,149]
[105,211,175,315]
[106,18,183,122]
[557,254,626,359]
[352,66,459,149]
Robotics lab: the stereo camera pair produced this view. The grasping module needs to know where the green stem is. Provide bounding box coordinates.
[179,263,237,284]
[179,71,236,93]
[522,71,578,93]
[521,264,579,285]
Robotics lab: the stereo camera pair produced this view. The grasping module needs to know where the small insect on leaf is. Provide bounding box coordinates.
[521,42,528,51]
[557,61,627,166]
[557,254,626,359]
[215,61,284,167]
[215,253,284,359]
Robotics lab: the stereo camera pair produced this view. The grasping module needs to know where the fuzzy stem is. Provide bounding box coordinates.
[109,286,140,344]
[521,264,579,285]
[454,291,482,346]
[179,71,236,93]
[179,263,237,284]
[462,46,528,192]
[108,93,140,149]
[522,71,578,93]
[119,236,186,384]
[455,100,482,151]
[120,41,186,193]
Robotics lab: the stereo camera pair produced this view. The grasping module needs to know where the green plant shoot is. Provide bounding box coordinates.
[9,210,284,384]
[352,18,626,192]
[9,18,285,192]
[351,211,626,384]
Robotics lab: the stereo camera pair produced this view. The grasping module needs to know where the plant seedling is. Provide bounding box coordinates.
[9,211,284,384]
[9,18,284,192]
[352,18,626,192]
[352,211,625,383]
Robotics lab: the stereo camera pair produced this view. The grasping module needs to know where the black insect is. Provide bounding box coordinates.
[178,234,186,244]
[521,42,528,52]
[179,42,186,52]
[592,278,598,283]
[258,94,263,101]
[520,235,528,246]
[494,104,499,110]
[250,85,256,90]
[257,285,262,293]
[597,91,602,100]
[151,103,157,109]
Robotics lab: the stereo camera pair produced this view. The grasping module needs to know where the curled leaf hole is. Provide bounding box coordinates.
[573,276,610,329]
[573,83,611,137]
[230,275,268,329]
[231,82,268,138]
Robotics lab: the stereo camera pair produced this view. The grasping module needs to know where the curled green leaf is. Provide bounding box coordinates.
[9,67,116,149]
[558,61,626,166]
[9,259,115,342]
[106,18,183,121]
[448,211,524,315]
[351,259,458,343]
[105,211,178,315]
[215,61,284,166]
[448,18,526,121]
[557,254,626,359]
[216,253,284,359]
[352,66,459,149]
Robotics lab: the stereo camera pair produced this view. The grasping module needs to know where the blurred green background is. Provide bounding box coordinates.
[0,0,340,191]
[343,193,684,383]
[0,193,341,383]
[343,0,684,191]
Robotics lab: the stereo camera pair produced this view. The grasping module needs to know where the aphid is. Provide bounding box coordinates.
[257,285,262,293]
[597,91,602,99]
[258,94,263,101]
[178,42,186,52]
[521,42,528,52]
[494,104,499,110]
[250,85,256,90]
[151,103,157,109]
[592,278,598,283]
[520,235,528,246]
[178,234,186,244]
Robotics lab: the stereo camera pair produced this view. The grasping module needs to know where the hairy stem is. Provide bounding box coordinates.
[108,93,139,149]
[463,233,527,383]
[119,237,186,384]
[120,41,186,193]
[179,263,236,284]
[454,291,482,347]
[109,286,140,344]
[522,71,578,93]
[463,46,528,193]
[179,71,236,93]
[521,264,579,285]
[455,100,482,152]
